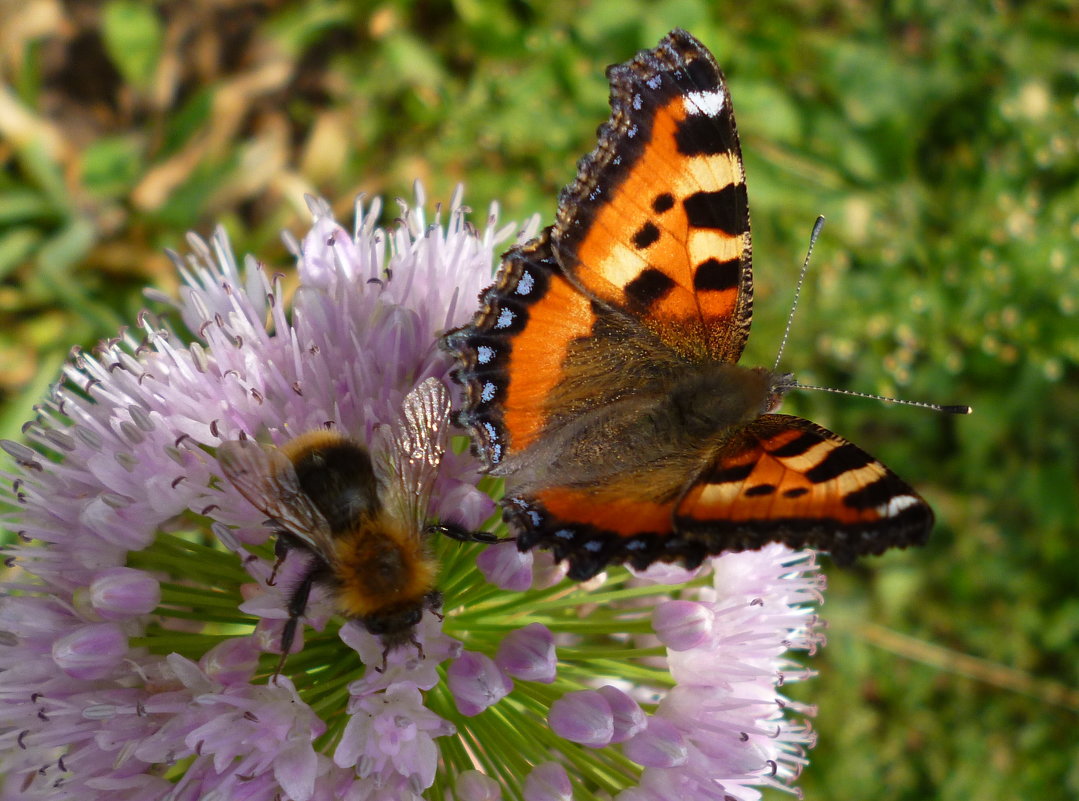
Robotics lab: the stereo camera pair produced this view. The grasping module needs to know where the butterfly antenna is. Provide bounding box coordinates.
[773,216,826,371]
[774,216,972,415]
[789,382,972,415]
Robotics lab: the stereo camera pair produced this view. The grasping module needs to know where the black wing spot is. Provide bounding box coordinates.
[674,110,736,156]
[632,221,661,250]
[744,483,776,497]
[624,267,676,307]
[806,444,873,484]
[694,257,740,291]
[770,432,820,459]
[683,186,748,236]
[704,461,754,484]
[652,193,675,213]
[842,478,896,510]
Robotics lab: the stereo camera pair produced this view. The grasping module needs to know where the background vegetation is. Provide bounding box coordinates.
[1,1,1075,798]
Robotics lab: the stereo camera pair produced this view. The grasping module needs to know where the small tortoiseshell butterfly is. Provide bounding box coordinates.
[444,29,941,581]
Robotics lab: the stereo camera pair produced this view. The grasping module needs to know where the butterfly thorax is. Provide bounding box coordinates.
[496,348,780,503]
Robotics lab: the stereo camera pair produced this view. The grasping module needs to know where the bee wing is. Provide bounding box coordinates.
[217,439,339,561]
[380,377,451,538]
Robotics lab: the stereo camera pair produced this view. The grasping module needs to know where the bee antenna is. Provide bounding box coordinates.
[789,380,972,415]
[773,216,825,372]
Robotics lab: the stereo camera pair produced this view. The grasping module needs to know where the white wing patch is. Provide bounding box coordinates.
[879,494,920,518]
[683,87,726,117]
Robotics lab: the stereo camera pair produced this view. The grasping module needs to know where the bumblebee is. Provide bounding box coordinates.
[217,377,468,673]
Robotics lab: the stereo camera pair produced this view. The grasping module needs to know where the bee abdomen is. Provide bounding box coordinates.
[333,526,437,619]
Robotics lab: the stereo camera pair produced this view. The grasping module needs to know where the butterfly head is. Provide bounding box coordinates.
[763,370,797,413]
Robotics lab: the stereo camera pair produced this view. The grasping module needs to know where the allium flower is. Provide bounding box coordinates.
[0,185,824,800]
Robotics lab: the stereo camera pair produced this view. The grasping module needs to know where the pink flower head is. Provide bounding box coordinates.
[0,184,828,800]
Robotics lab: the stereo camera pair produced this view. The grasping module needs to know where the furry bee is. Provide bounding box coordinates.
[217,377,460,673]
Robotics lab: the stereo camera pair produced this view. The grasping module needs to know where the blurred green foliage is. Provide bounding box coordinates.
[0,0,1075,799]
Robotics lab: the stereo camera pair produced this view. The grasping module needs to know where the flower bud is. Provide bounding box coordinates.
[200,636,261,685]
[523,762,571,801]
[548,690,613,748]
[496,623,556,683]
[623,715,688,768]
[447,651,512,716]
[597,685,646,743]
[52,623,127,679]
[652,600,714,651]
[477,541,533,591]
[89,567,160,619]
[456,769,501,801]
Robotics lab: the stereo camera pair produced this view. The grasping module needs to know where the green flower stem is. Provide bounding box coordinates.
[157,582,247,609]
[131,531,248,584]
[130,631,239,654]
[152,607,253,625]
[557,658,674,688]
[555,645,668,661]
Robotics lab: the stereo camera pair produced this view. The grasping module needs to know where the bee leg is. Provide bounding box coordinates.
[376,637,424,673]
[267,536,290,587]
[274,613,299,678]
[272,567,317,678]
[424,590,444,622]
[430,523,515,545]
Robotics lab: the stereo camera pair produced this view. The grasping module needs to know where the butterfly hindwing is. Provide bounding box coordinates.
[674,414,933,566]
[503,414,932,581]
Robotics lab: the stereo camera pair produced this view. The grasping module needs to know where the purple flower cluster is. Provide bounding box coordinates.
[0,188,824,800]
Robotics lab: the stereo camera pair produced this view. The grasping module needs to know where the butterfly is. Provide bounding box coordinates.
[443,28,940,581]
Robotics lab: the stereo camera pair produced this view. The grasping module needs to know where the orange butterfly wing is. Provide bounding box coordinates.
[445,230,598,463]
[552,29,752,363]
[674,415,932,566]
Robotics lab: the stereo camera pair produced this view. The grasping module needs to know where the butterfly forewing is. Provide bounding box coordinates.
[553,28,753,363]
[445,231,602,462]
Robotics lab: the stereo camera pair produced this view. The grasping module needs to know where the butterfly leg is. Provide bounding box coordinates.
[429,522,515,545]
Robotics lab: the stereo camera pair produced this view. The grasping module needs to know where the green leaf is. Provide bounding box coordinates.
[101,0,164,91]
[82,135,145,199]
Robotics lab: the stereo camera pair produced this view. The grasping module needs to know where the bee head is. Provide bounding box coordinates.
[362,604,424,639]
